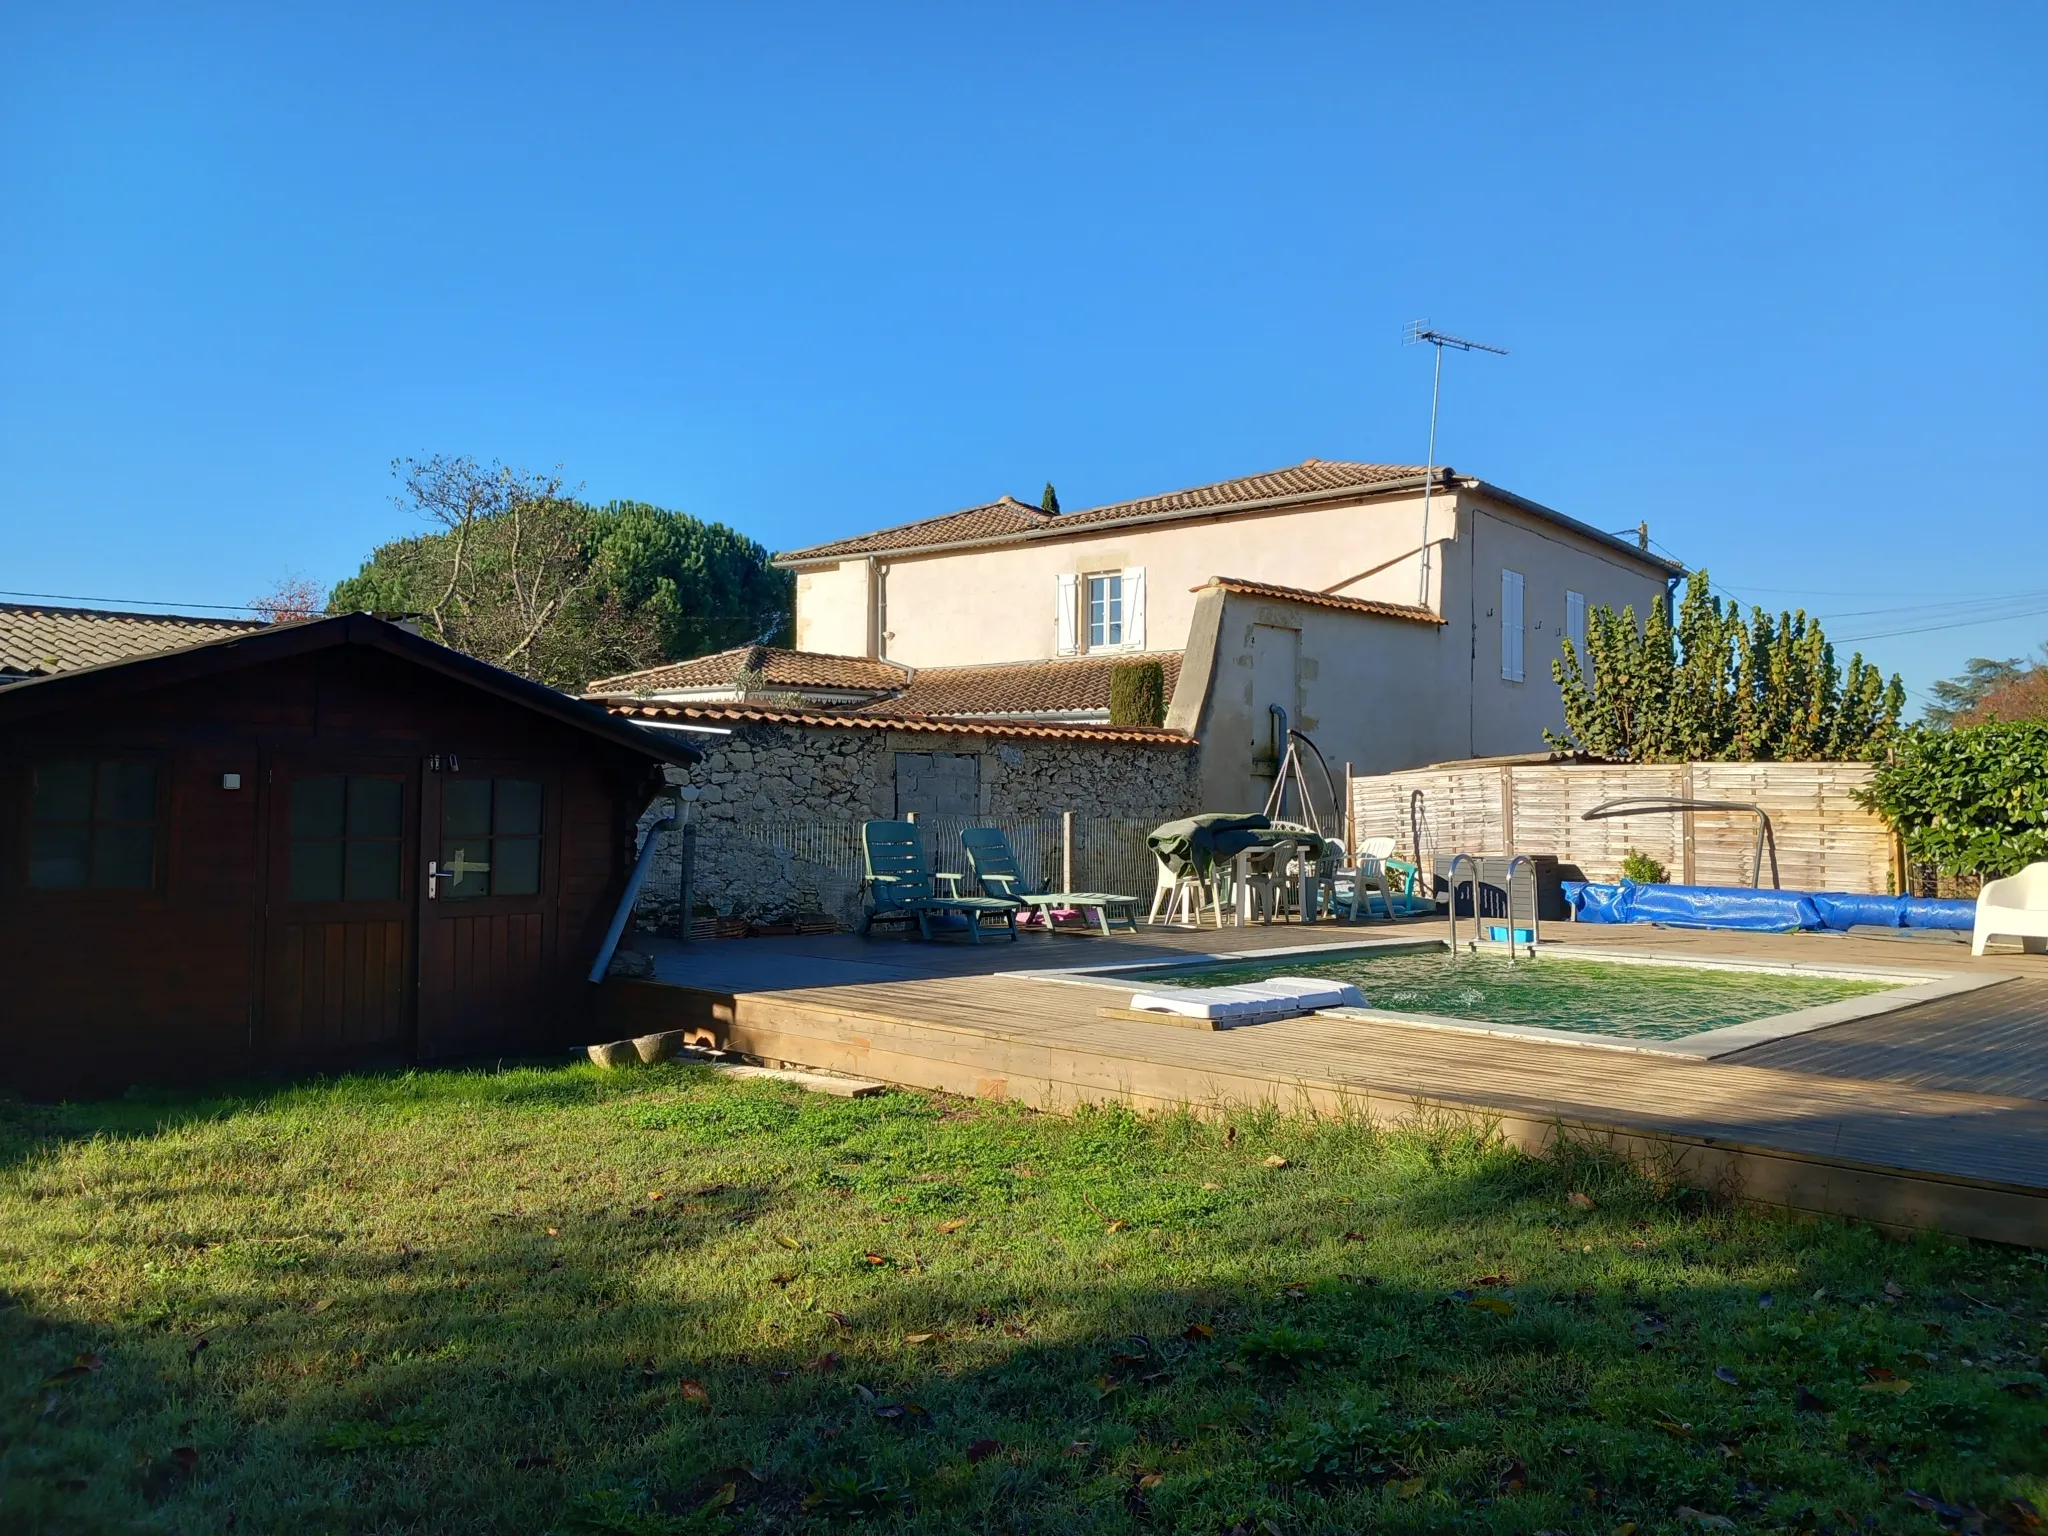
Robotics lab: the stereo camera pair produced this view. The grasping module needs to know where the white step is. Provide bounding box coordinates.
[1127,976,1365,1022]
[710,1063,887,1098]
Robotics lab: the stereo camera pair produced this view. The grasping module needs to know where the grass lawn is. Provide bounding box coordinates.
[2,1065,2044,1535]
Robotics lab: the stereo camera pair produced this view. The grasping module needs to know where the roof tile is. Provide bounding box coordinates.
[777,460,1428,563]
[854,652,1182,718]
[609,700,1194,746]
[0,603,269,680]
[587,644,909,696]
[1197,577,1443,625]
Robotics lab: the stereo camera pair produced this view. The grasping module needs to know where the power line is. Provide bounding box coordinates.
[0,588,258,613]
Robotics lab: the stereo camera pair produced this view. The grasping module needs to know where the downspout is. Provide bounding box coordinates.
[588,800,678,984]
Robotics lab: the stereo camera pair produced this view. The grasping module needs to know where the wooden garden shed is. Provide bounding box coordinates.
[0,613,698,1099]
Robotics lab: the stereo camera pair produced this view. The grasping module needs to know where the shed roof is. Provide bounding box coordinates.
[586,644,908,697]
[0,602,267,679]
[0,612,701,765]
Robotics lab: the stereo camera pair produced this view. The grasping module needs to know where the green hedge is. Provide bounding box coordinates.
[1109,659,1167,728]
[1858,721,2048,877]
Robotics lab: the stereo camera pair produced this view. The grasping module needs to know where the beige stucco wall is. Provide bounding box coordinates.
[1171,502,1672,812]
[793,560,875,656]
[794,492,1449,668]
[1448,498,1672,758]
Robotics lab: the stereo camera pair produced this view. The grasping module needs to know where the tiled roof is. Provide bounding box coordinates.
[1196,577,1443,625]
[586,645,909,697]
[608,700,1195,746]
[0,602,268,680]
[778,460,1431,563]
[854,652,1183,719]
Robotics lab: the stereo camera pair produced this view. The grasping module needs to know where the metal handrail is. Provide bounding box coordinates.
[1445,852,1479,952]
[1580,796,1781,889]
[1504,853,1541,960]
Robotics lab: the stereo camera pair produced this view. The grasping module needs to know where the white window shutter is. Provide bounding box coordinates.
[1054,572,1078,656]
[1565,590,1586,656]
[1122,566,1145,650]
[1501,569,1525,682]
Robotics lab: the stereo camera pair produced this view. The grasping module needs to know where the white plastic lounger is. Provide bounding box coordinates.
[1128,976,1365,1023]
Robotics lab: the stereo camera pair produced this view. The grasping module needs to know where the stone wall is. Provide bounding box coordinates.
[631,721,1199,932]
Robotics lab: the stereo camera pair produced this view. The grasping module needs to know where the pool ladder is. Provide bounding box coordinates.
[1445,853,1542,961]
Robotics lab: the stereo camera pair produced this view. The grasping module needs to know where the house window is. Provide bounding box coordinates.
[29,758,157,889]
[438,778,543,899]
[1087,573,1124,649]
[1500,568,1525,682]
[289,775,404,901]
[1565,590,1587,658]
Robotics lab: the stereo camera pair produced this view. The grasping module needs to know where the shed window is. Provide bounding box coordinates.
[29,758,157,889]
[439,778,542,899]
[290,775,404,901]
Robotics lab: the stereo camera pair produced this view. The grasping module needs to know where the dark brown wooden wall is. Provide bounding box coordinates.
[0,646,658,1099]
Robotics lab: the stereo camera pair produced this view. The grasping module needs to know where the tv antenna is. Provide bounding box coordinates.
[1403,321,1507,608]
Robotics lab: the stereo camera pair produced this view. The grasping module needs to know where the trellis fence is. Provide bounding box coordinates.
[1347,760,1899,893]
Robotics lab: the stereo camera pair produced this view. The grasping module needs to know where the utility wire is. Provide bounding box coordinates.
[0,588,258,613]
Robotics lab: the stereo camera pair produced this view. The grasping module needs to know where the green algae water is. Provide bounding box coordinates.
[1153,949,1897,1040]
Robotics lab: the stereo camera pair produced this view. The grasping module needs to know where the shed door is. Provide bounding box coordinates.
[262,758,417,1064]
[416,759,559,1061]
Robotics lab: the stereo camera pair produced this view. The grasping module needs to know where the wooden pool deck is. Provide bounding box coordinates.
[602,917,2048,1248]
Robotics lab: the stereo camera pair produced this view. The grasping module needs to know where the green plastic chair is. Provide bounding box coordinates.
[961,826,1141,937]
[860,820,1020,944]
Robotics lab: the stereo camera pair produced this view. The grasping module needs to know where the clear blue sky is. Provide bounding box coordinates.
[3,3,2043,708]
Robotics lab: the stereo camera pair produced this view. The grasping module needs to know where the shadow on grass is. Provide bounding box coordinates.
[3,1081,2045,1536]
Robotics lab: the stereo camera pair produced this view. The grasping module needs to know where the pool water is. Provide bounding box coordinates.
[1149,949,1897,1041]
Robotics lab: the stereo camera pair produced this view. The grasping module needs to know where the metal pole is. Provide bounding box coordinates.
[678,822,696,942]
[1061,809,1074,893]
[1418,343,1441,608]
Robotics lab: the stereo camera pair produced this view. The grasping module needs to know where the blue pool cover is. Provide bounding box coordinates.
[1560,881,1975,933]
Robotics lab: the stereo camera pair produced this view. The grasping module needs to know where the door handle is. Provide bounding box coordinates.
[426,860,454,899]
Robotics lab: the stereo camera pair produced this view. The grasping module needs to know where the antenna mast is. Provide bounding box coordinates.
[1402,321,1508,609]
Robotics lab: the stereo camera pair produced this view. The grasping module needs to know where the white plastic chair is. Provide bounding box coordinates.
[1148,854,1223,928]
[1328,835,1397,921]
[1972,862,2048,955]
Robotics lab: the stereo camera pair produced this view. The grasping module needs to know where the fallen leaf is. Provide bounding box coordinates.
[1714,1366,1741,1386]
[648,1191,665,1202]
[1064,1440,1092,1456]
[1862,1363,1896,1381]
[862,1251,888,1266]
[1860,1379,1913,1395]
[1201,1181,1222,1191]
[1676,1509,1736,1530]
[1472,1273,1509,1287]
[680,1379,711,1405]
[1883,1279,1903,1300]
[43,1353,106,1386]
[903,1332,939,1345]
[1467,1297,1517,1317]
[1615,1524,1640,1536]
[1497,1456,1528,1493]
[311,1298,335,1313]
[701,1483,737,1512]
[1999,1380,2044,1400]
[770,1271,796,1286]
[1569,1191,1596,1209]
[1138,1473,1165,1489]
[1342,1230,1367,1242]
[1654,1413,1693,1438]
[1183,1323,1214,1342]
[965,1438,1001,1463]
[775,1234,803,1251]
[544,1227,559,1237]
[1395,1477,1425,1499]
[809,1352,841,1373]
[1002,1322,1027,1337]
[936,1219,966,1234]
[769,1368,794,1383]
[827,1311,852,1329]
[1262,1155,1290,1168]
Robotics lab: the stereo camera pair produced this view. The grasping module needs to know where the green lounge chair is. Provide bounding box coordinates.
[961,826,1141,937]
[860,820,1021,944]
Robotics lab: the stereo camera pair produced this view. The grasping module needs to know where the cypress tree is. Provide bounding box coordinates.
[1041,482,1061,514]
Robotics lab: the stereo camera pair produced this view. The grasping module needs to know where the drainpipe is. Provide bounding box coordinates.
[588,801,677,984]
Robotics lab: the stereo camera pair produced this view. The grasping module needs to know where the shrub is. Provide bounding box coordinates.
[1620,849,1669,884]
[1859,721,2048,878]
[1108,658,1167,727]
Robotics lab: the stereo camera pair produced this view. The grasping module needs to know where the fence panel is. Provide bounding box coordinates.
[1347,760,1896,892]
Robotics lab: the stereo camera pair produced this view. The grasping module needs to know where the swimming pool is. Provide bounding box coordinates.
[1140,947,1898,1041]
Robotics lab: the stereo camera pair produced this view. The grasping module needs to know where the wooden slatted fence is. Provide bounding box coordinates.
[1347,760,1896,892]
